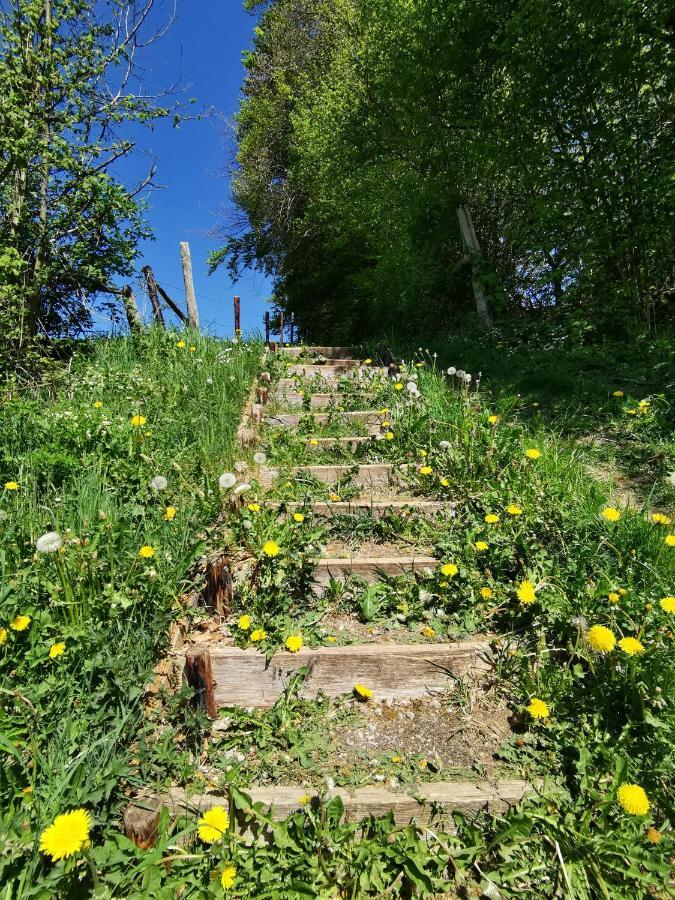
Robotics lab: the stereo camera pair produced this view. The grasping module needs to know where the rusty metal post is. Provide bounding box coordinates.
[234,296,241,335]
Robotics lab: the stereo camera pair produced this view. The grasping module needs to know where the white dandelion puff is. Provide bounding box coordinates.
[456,369,465,378]
[439,440,450,450]
[36,531,63,554]
[150,475,168,491]
[253,452,267,465]
[218,472,237,490]
[446,367,456,376]
[464,373,472,383]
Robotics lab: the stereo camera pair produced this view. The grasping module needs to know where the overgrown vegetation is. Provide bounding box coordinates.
[217,0,674,342]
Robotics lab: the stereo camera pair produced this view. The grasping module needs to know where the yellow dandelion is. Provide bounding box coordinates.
[526,698,550,719]
[421,625,436,638]
[650,513,671,525]
[665,534,675,547]
[440,563,458,577]
[291,513,304,524]
[586,625,616,652]
[506,505,523,516]
[475,541,489,551]
[480,587,493,599]
[660,596,675,613]
[485,514,500,524]
[516,581,536,605]
[326,636,337,644]
[391,755,401,763]
[385,431,394,441]
[298,794,311,805]
[329,494,341,502]
[626,408,637,415]
[525,448,541,460]
[488,415,500,425]
[285,634,303,653]
[612,390,624,397]
[645,827,661,844]
[309,439,319,446]
[617,784,649,816]
[618,636,645,656]
[0,627,6,645]
[394,383,403,391]
[40,809,91,861]
[440,477,449,487]
[176,340,186,348]
[164,506,177,521]
[197,806,229,843]
[49,642,66,659]
[250,628,266,642]
[364,358,372,365]
[238,614,251,631]
[138,545,155,559]
[93,400,103,409]
[608,592,619,604]
[130,415,146,427]
[419,466,433,475]
[262,540,280,557]
[354,683,373,700]
[10,615,31,631]
[247,503,261,512]
[381,420,390,428]
[189,346,197,352]
[419,449,427,457]
[4,481,19,490]
[601,507,621,522]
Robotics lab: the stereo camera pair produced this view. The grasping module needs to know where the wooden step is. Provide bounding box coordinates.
[302,436,373,449]
[261,463,401,488]
[280,346,359,359]
[157,778,531,829]
[282,499,455,519]
[313,555,436,587]
[275,392,373,409]
[183,640,492,709]
[287,365,386,379]
[265,410,383,428]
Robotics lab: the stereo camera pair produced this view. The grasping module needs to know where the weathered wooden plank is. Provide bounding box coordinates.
[275,392,373,409]
[313,555,437,586]
[161,778,531,827]
[280,500,456,519]
[263,463,403,488]
[182,641,491,708]
[265,410,382,428]
[287,365,386,378]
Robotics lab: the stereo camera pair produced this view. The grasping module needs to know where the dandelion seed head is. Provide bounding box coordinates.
[218,472,236,490]
[36,531,63,554]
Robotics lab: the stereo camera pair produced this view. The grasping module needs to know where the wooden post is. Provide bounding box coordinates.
[457,205,493,329]
[180,242,200,329]
[142,265,165,327]
[264,311,270,344]
[279,312,284,347]
[234,296,241,335]
[184,647,217,719]
[121,285,143,333]
[290,313,295,344]
[156,282,187,324]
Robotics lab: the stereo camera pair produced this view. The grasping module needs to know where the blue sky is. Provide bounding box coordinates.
[108,1,272,338]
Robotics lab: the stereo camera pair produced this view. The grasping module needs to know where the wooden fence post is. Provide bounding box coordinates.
[290,312,295,344]
[234,296,241,335]
[264,311,270,344]
[180,242,200,329]
[142,265,165,327]
[457,205,493,329]
[279,312,284,347]
[121,285,143,333]
[155,282,187,324]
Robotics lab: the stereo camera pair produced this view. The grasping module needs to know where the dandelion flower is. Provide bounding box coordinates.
[40,809,91,861]
[176,340,186,348]
[440,563,458,577]
[329,494,341,502]
[309,439,319,446]
[525,449,541,460]
[419,449,428,458]
[447,367,456,376]
[197,806,229,843]
[253,451,267,465]
[4,481,19,490]
[480,587,493,599]
[651,513,671,525]
[138,545,155,559]
[419,466,433,475]
[385,431,394,441]
[601,507,621,522]
[506,505,523,516]
[10,615,31,631]
[164,506,177,521]
[526,698,550,719]
[612,390,624,398]
[618,637,645,656]
[354,683,373,700]
[439,476,449,487]
[645,827,661,844]
[660,596,675,613]
[36,532,63,554]
[0,627,6,645]
[250,628,266,642]
[93,400,103,409]
[394,383,403,391]
[238,614,251,631]
[665,534,675,547]
[262,540,279,558]
[49,642,66,659]
[285,634,303,653]
[150,475,167,491]
[218,473,236,490]
[130,415,146,427]
[617,784,649,816]
[247,503,261,513]
[485,514,500,524]
[221,866,237,890]
[475,541,489,551]
[608,592,619,604]
[516,581,536,605]
[421,625,436,638]
[292,513,305,523]
[587,625,616,652]
[364,358,372,365]
[488,415,500,425]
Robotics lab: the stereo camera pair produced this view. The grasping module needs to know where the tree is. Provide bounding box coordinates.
[0,0,177,368]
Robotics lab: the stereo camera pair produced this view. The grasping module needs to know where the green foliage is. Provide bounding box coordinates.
[219,0,674,342]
